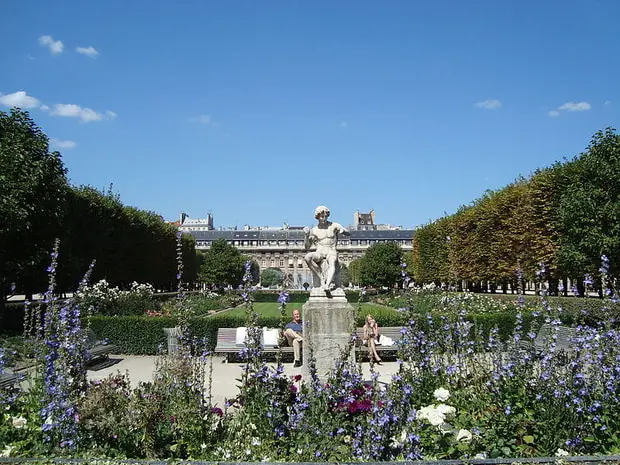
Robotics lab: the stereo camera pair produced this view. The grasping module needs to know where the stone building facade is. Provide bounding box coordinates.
[179,211,414,288]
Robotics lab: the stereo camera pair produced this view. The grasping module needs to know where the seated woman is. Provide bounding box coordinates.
[362,314,382,364]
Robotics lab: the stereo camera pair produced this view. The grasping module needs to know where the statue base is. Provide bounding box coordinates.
[302,292,356,382]
[309,287,347,301]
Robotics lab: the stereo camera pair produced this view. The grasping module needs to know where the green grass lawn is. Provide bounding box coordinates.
[223,301,397,319]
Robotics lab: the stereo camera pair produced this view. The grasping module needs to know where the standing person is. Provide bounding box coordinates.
[363,314,382,364]
[284,309,303,367]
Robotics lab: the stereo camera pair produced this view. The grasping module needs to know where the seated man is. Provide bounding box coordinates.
[284,309,303,367]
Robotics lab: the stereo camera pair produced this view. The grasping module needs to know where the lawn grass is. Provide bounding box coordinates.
[223,301,397,319]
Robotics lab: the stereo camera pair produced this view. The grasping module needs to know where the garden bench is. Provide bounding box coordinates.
[0,373,20,389]
[214,326,404,362]
[83,328,118,361]
[354,326,403,357]
[519,323,577,356]
[214,328,294,362]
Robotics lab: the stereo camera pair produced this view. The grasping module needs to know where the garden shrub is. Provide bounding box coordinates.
[173,293,242,316]
[73,280,161,316]
[87,309,540,355]
[87,313,285,354]
[248,290,360,303]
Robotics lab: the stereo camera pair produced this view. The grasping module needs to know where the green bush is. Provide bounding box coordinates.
[383,291,619,322]
[248,290,361,303]
[86,308,539,355]
[162,293,242,317]
[87,313,285,354]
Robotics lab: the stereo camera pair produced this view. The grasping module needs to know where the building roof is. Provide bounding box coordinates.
[189,228,414,241]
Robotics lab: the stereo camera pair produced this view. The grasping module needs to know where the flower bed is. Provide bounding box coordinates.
[1,253,620,461]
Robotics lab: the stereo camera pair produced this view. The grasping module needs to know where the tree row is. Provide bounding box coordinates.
[410,128,620,295]
[1,108,197,313]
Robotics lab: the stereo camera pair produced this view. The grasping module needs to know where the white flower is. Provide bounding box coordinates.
[390,436,402,449]
[435,403,456,415]
[434,387,450,401]
[297,448,303,455]
[427,411,445,426]
[418,406,446,426]
[456,429,473,442]
[0,445,15,458]
[556,448,570,457]
[11,416,27,429]
[201,443,207,450]
[251,437,261,446]
[474,453,487,459]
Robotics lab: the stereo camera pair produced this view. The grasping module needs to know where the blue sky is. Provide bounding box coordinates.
[1,1,618,229]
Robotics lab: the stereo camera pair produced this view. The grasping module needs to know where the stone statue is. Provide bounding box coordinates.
[304,206,350,292]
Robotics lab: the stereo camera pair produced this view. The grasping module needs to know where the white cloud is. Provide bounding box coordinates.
[38,35,64,55]
[0,91,42,109]
[1,91,115,123]
[188,114,212,124]
[76,46,99,58]
[474,99,502,110]
[604,100,612,106]
[51,103,116,122]
[548,101,592,117]
[340,121,348,128]
[558,101,591,112]
[50,138,77,149]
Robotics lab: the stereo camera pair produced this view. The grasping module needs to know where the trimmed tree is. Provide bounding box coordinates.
[260,268,283,288]
[0,108,68,312]
[199,238,245,289]
[358,242,403,289]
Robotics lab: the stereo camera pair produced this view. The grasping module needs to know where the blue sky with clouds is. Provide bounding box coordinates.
[1,0,618,229]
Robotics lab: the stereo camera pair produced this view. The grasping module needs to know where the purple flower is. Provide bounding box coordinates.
[277,291,290,304]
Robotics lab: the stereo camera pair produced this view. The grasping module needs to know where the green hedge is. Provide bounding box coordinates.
[247,290,361,303]
[86,308,546,355]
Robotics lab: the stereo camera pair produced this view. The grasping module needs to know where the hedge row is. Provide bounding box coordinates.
[243,290,361,303]
[384,292,618,319]
[86,309,561,355]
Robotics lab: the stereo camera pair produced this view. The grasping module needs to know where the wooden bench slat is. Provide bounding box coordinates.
[214,326,404,359]
[82,328,117,361]
[0,373,21,388]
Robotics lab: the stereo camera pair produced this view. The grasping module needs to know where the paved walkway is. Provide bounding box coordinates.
[86,354,399,408]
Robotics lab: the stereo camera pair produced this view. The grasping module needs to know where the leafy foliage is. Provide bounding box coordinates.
[411,128,620,293]
[0,108,68,302]
[198,239,245,289]
[56,185,197,293]
[556,128,620,281]
[260,267,283,287]
[358,242,403,288]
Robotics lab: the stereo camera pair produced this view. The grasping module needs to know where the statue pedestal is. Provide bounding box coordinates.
[302,291,356,382]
